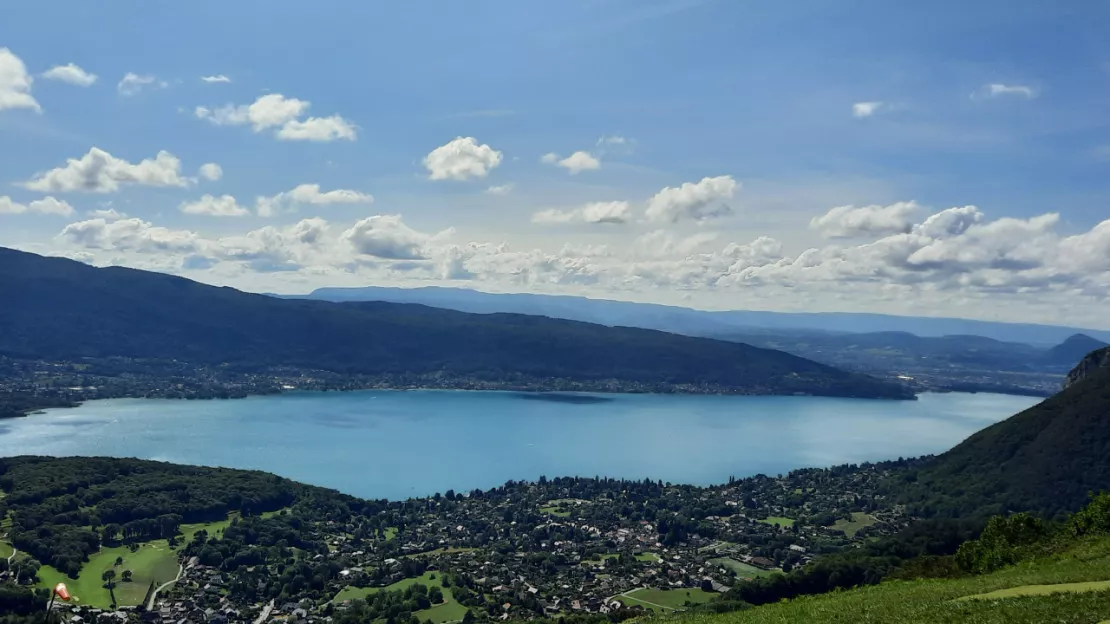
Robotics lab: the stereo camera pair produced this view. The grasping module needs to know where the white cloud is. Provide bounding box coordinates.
[201,75,231,84]
[532,201,632,225]
[198,163,223,182]
[60,217,202,253]
[256,184,373,217]
[540,153,559,164]
[976,83,1038,99]
[810,201,921,239]
[423,137,503,181]
[485,184,513,195]
[196,93,356,141]
[23,147,189,193]
[645,175,738,223]
[88,208,127,220]
[41,63,97,87]
[555,151,600,174]
[597,135,628,146]
[0,48,40,112]
[180,194,251,217]
[342,214,441,259]
[0,196,75,216]
[852,101,885,118]
[276,115,357,141]
[117,73,165,96]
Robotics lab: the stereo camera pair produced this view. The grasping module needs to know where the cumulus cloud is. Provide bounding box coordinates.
[201,75,231,84]
[198,163,223,182]
[485,184,513,195]
[555,151,601,174]
[41,63,97,87]
[423,137,503,181]
[975,83,1037,99]
[810,201,920,239]
[533,201,632,225]
[60,217,202,253]
[256,183,373,217]
[196,93,357,141]
[645,175,738,223]
[180,194,251,217]
[852,101,884,118]
[342,214,442,259]
[23,147,189,193]
[0,48,40,112]
[117,73,165,96]
[0,195,75,216]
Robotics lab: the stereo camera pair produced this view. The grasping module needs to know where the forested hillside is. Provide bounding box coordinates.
[0,248,910,399]
[896,348,1110,519]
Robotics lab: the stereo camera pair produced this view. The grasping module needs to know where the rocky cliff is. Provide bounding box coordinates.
[1066,347,1110,388]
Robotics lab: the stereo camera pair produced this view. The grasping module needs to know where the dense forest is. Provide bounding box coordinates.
[0,247,909,399]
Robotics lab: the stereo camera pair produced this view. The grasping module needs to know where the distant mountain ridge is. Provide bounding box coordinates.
[0,248,910,399]
[291,285,1110,345]
[1046,334,1110,366]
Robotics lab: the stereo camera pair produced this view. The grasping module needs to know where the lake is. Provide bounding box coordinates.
[0,391,1039,500]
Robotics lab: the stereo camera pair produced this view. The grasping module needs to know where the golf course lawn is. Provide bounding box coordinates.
[758,516,795,528]
[0,541,13,560]
[36,541,179,608]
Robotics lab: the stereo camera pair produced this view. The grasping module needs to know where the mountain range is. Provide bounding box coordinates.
[291,285,1110,345]
[0,248,909,399]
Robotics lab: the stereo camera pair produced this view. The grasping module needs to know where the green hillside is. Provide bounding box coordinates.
[896,354,1110,519]
[679,538,1110,623]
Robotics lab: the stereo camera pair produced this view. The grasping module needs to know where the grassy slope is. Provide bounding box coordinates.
[710,558,775,579]
[832,512,877,537]
[678,536,1110,624]
[36,541,179,608]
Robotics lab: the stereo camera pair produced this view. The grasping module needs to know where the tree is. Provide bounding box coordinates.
[122,570,133,582]
[428,586,444,604]
[114,556,123,566]
[462,610,476,624]
[102,569,117,588]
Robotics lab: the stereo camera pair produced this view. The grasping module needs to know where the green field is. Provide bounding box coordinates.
[680,536,1110,624]
[332,571,468,622]
[384,527,398,540]
[36,541,179,608]
[758,516,795,528]
[178,516,235,545]
[831,512,877,537]
[0,541,13,560]
[709,558,775,579]
[618,587,716,611]
[636,552,661,562]
[402,546,478,559]
[540,506,572,517]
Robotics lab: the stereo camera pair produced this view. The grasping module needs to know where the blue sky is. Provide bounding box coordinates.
[2,0,1109,326]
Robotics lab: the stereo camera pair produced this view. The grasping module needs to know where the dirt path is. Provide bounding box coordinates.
[146,563,184,611]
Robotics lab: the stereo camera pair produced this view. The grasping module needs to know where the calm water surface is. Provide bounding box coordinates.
[0,391,1039,500]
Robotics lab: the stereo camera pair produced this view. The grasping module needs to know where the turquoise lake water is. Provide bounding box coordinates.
[0,391,1039,500]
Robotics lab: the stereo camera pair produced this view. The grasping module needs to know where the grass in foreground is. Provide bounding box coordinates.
[675,536,1110,624]
[619,587,716,612]
[36,541,179,608]
[758,517,795,529]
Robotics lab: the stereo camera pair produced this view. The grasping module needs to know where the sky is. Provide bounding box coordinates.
[2,0,1110,327]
